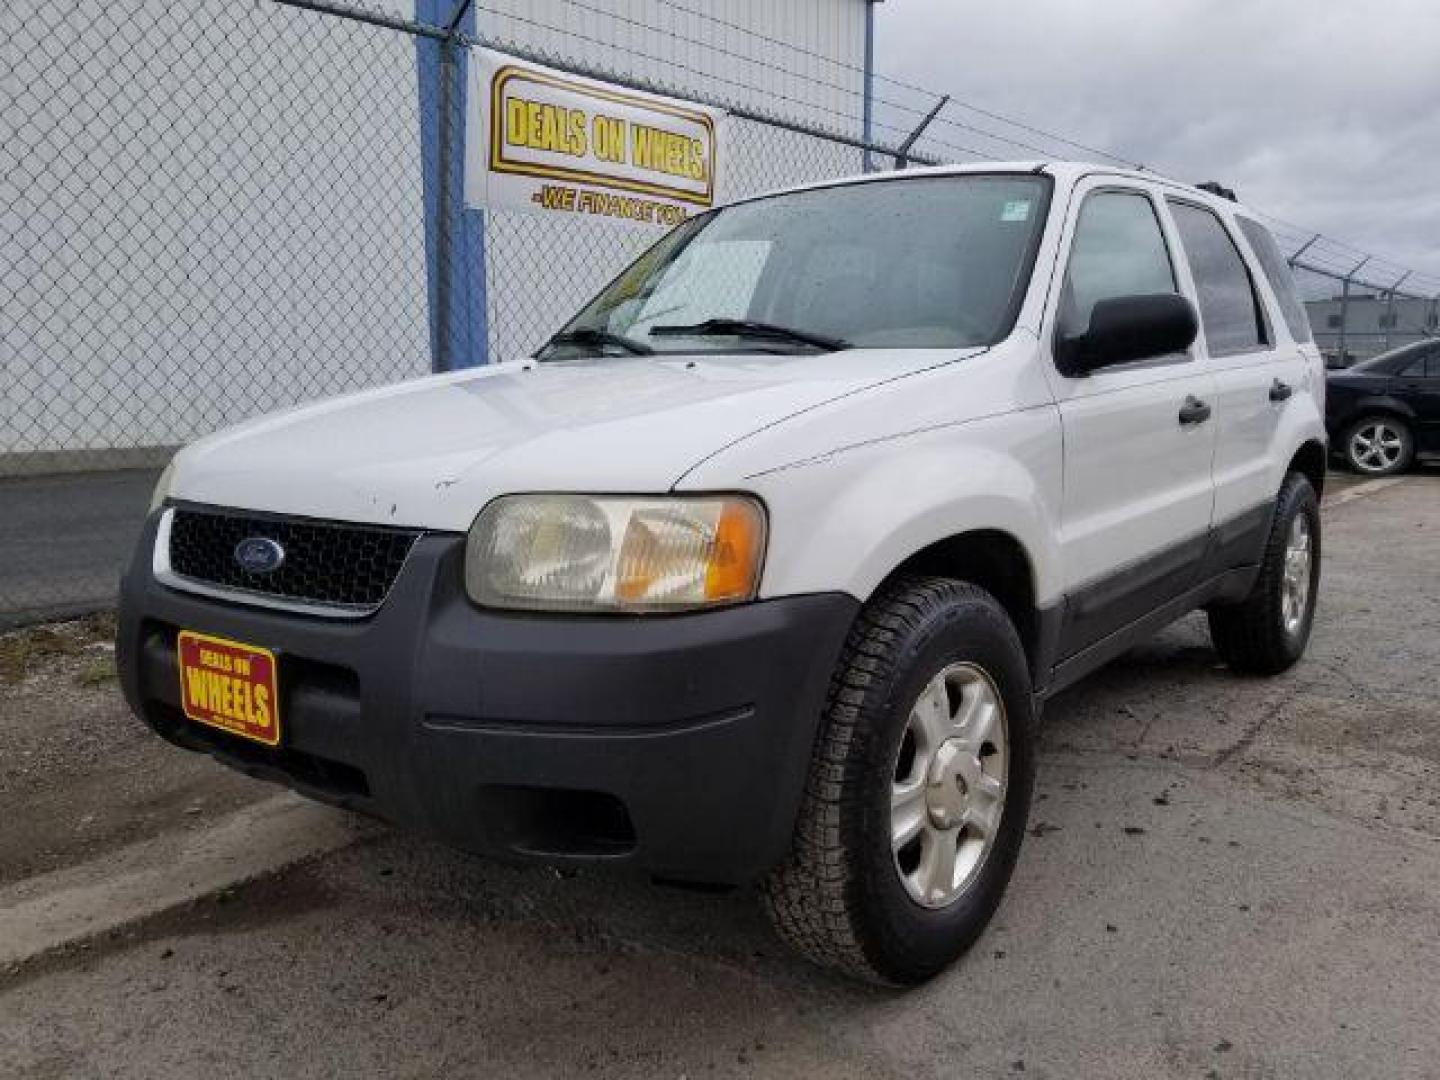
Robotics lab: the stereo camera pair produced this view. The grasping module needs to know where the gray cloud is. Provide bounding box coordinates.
[876,0,1440,288]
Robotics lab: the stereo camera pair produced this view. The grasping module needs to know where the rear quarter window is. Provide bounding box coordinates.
[1237,217,1315,344]
[1167,200,1270,356]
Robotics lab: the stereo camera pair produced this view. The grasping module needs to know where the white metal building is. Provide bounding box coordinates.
[3,0,875,466]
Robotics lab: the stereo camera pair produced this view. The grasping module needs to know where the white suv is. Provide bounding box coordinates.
[119,162,1327,985]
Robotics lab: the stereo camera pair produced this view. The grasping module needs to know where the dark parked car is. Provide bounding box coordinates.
[1326,341,1440,474]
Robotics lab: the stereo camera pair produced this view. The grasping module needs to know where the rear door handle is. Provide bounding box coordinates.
[1178,395,1212,426]
[1269,379,1293,402]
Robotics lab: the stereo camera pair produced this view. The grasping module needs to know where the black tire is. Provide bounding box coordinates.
[762,576,1036,986]
[1207,472,1321,676]
[1342,414,1414,476]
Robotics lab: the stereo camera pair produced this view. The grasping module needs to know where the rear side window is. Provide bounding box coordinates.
[1167,201,1269,356]
[1237,218,1315,344]
[1059,190,1177,339]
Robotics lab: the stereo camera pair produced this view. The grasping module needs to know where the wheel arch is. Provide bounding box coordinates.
[1287,439,1328,499]
[1342,397,1419,429]
[879,529,1046,685]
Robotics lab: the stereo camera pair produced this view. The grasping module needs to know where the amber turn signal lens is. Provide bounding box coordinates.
[704,499,765,602]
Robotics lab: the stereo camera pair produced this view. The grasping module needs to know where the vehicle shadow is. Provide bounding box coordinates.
[264,617,1243,1004]
[23,618,1351,1077]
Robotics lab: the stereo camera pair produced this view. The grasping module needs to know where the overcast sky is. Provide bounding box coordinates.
[877,0,1440,290]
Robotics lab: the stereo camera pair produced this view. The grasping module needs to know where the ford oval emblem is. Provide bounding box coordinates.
[234,537,286,575]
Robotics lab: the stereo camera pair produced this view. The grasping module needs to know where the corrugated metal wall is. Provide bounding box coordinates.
[3,0,869,456]
[477,0,867,129]
[4,0,431,459]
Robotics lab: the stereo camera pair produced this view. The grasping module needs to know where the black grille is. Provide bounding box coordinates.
[167,506,421,611]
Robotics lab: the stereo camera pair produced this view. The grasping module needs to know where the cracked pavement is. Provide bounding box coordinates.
[2,473,1437,1079]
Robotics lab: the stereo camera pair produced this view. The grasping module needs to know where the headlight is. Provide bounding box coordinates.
[148,461,176,514]
[466,494,767,612]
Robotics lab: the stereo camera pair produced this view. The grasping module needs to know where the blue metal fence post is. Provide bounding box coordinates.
[862,1,878,171]
[416,0,488,371]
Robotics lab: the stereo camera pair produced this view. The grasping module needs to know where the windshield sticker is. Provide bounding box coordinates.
[1001,200,1032,222]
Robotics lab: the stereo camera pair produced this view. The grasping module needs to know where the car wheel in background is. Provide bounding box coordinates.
[1207,471,1321,676]
[762,576,1035,986]
[1342,415,1414,475]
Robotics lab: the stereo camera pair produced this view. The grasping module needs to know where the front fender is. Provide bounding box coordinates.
[729,408,1064,606]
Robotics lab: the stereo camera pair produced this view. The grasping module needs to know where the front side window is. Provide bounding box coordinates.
[1237,217,1315,343]
[1058,190,1177,341]
[544,175,1052,356]
[1395,345,1440,377]
[1353,341,1433,374]
[1168,201,1269,356]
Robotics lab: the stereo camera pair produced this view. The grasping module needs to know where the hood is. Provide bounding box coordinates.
[1326,370,1387,387]
[170,349,976,530]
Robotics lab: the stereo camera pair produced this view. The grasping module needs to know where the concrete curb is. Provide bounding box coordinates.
[0,794,367,967]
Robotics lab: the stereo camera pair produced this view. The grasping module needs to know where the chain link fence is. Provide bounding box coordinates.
[4,0,445,624]
[1,0,903,626]
[4,0,1436,626]
[1288,262,1440,369]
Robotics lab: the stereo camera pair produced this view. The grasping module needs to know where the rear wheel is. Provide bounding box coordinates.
[1343,415,1413,475]
[1207,472,1321,675]
[762,577,1035,986]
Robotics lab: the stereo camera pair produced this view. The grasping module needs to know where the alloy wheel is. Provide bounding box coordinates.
[1281,513,1313,636]
[1349,421,1405,473]
[891,662,1008,909]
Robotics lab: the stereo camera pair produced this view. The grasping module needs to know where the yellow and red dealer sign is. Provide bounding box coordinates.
[176,631,281,747]
[465,49,724,228]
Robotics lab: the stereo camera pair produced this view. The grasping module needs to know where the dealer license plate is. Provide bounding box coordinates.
[176,630,281,747]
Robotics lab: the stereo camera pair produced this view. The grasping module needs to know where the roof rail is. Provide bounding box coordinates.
[1195,181,1238,202]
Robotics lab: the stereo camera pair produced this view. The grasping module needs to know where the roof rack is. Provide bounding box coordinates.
[1195,181,1238,202]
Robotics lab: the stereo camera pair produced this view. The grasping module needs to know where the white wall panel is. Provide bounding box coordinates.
[477,0,867,131]
[4,0,870,453]
[4,0,430,457]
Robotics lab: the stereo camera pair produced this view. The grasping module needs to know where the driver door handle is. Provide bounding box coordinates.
[1178,395,1212,426]
[1269,378,1294,402]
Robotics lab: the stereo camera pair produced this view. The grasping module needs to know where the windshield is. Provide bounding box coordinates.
[541,174,1052,358]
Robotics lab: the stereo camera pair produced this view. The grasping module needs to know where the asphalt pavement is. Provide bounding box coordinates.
[0,469,160,629]
[1,474,1437,1079]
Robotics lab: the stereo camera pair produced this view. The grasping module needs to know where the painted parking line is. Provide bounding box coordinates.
[1322,476,1408,511]
[0,794,369,968]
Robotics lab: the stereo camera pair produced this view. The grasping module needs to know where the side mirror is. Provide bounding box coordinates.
[1056,293,1198,377]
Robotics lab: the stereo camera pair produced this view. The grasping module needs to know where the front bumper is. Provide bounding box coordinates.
[117,512,857,884]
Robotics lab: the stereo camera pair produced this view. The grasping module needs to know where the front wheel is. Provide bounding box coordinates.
[1207,471,1321,675]
[762,577,1035,986]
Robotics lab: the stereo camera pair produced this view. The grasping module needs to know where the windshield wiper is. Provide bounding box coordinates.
[649,318,849,352]
[541,327,653,357]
